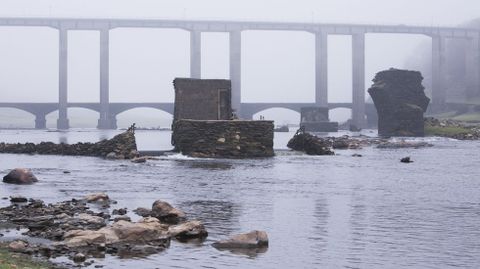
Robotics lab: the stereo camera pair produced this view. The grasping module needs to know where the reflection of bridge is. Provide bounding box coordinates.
[0,102,377,129]
[1,17,479,129]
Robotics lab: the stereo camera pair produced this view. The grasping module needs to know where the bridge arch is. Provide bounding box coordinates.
[251,107,300,125]
[0,107,36,128]
[46,107,100,129]
[115,107,173,129]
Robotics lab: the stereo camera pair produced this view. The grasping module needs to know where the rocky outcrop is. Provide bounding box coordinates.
[3,168,38,185]
[368,69,430,137]
[287,128,334,155]
[212,230,269,249]
[172,120,274,158]
[0,126,138,159]
[151,200,186,224]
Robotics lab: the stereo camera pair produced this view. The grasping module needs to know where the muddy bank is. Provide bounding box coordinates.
[0,127,138,159]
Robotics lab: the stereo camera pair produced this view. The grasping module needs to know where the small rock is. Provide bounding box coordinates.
[131,157,147,163]
[401,157,413,163]
[213,230,269,249]
[352,153,363,157]
[63,171,71,174]
[85,193,110,203]
[113,215,131,222]
[133,207,152,217]
[151,200,186,224]
[8,240,29,252]
[113,208,127,215]
[168,220,208,240]
[73,252,86,263]
[10,195,28,203]
[3,168,38,185]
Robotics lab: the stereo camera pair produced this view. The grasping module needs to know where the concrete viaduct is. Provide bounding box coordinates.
[0,17,479,129]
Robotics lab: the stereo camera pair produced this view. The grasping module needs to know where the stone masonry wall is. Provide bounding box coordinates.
[172,120,274,158]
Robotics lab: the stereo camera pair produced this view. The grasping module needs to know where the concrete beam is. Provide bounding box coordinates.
[57,28,69,130]
[352,33,366,129]
[190,31,202,79]
[315,31,328,107]
[466,35,480,98]
[432,36,447,111]
[98,28,115,129]
[230,31,242,116]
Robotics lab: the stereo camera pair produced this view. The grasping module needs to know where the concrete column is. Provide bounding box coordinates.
[98,28,114,129]
[35,114,47,129]
[230,31,242,115]
[432,36,447,111]
[466,35,480,98]
[352,33,366,129]
[190,30,202,79]
[57,28,69,129]
[315,31,328,107]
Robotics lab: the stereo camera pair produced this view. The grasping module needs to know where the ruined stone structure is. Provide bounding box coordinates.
[300,107,338,132]
[173,78,232,121]
[172,120,274,158]
[368,69,430,137]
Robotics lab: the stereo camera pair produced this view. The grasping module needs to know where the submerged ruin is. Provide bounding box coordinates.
[171,78,274,158]
[300,107,338,132]
[368,69,430,137]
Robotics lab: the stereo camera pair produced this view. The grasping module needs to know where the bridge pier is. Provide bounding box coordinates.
[466,35,480,98]
[230,31,242,116]
[352,33,366,129]
[431,36,447,112]
[35,114,47,129]
[57,28,69,129]
[98,28,115,129]
[315,31,328,107]
[190,30,202,79]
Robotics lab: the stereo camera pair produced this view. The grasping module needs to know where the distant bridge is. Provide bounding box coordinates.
[0,17,479,129]
[0,102,378,129]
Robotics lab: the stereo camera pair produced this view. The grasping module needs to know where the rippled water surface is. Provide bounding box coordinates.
[1,129,480,269]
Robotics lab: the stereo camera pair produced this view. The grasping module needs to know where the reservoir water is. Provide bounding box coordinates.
[0,129,479,269]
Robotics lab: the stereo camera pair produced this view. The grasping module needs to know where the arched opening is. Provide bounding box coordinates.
[116,108,173,129]
[253,108,300,127]
[329,107,352,124]
[0,108,35,129]
[46,108,99,129]
[243,31,315,103]
[110,28,190,103]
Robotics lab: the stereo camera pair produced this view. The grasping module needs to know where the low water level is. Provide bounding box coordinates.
[1,129,480,268]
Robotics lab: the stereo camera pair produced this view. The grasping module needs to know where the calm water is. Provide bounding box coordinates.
[1,129,480,269]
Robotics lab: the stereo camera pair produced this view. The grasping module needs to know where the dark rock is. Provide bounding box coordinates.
[113,208,127,215]
[131,157,147,163]
[212,230,269,249]
[3,168,38,185]
[352,153,363,157]
[114,216,131,222]
[151,200,186,224]
[287,128,334,155]
[133,207,152,217]
[10,196,28,203]
[368,69,430,137]
[401,157,413,163]
[73,253,86,263]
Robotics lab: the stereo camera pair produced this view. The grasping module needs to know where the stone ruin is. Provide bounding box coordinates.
[300,107,338,132]
[0,125,138,159]
[171,78,274,158]
[368,69,430,137]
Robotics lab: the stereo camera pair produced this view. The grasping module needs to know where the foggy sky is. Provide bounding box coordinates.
[0,0,479,125]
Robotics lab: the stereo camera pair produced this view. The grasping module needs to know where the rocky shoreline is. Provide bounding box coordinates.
[0,193,269,267]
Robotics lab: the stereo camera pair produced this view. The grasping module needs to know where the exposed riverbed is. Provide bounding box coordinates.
[1,129,480,268]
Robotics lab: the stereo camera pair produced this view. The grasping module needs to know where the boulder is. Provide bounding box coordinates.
[3,168,38,185]
[287,128,334,155]
[73,253,86,263]
[213,230,269,249]
[151,200,186,224]
[368,69,430,137]
[168,220,208,240]
[10,195,28,203]
[63,230,107,248]
[84,193,110,203]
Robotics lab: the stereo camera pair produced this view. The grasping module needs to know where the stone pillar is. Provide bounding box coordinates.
[466,35,480,98]
[315,31,328,107]
[432,36,447,111]
[352,33,366,129]
[230,31,242,115]
[57,28,69,129]
[35,114,47,129]
[98,28,114,129]
[190,30,202,79]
